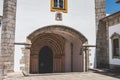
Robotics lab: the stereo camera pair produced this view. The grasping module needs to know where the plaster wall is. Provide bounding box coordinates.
[65,39,83,72]
[73,40,83,72]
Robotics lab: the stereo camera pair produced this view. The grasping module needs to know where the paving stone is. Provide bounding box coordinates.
[6,72,120,80]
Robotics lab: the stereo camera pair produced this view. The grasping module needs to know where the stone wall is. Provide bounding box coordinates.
[96,20,109,68]
[0,0,17,73]
[110,64,120,70]
[96,11,120,68]
[104,11,120,70]
[105,11,120,27]
[95,0,110,68]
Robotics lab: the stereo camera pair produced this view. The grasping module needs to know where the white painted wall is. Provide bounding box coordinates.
[109,24,120,65]
[0,0,96,71]
[0,0,3,15]
[0,0,3,45]
[73,40,83,72]
[65,38,83,72]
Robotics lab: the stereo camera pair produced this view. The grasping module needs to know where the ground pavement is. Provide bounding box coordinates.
[4,69,120,80]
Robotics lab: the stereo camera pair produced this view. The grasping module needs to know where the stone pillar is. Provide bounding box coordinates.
[0,0,17,74]
[96,21,109,68]
[83,46,89,72]
[95,0,109,68]
[20,44,31,75]
[24,48,30,75]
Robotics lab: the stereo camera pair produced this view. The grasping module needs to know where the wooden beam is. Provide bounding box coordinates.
[83,45,96,47]
[14,42,31,45]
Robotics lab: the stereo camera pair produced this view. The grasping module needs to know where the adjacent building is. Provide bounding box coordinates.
[99,11,120,70]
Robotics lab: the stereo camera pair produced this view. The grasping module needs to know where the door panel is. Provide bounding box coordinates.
[39,46,53,73]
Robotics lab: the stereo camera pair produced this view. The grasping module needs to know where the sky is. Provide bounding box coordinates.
[1,0,120,16]
[106,0,120,14]
[0,0,119,15]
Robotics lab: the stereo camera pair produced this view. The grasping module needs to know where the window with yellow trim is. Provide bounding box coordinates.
[51,0,68,13]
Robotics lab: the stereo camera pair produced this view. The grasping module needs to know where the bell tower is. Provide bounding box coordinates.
[0,0,17,74]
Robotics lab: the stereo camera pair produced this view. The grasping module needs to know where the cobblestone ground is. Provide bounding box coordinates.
[6,71,120,80]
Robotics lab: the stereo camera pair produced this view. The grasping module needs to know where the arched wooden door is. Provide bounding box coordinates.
[39,46,53,73]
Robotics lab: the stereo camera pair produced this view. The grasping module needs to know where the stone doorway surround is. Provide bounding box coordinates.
[20,25,88,74]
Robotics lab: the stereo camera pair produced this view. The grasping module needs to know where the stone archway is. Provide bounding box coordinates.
[22,25,88,74]
[30,33,65,73]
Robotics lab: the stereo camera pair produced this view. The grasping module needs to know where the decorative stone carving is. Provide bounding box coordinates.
[55,12,62,21]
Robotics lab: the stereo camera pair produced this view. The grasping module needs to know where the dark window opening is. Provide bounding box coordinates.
[113,39,119,56]
[53,0,64,9]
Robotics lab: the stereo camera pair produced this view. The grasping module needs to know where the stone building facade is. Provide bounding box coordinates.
[101,11,120,70]
[0,0,92,75]
[95,0,120,69]
[0,0,115,76]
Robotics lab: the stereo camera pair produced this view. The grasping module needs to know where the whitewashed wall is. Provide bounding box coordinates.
[0,0,3,43]
[0,0,96,71]
[109,24,120,65]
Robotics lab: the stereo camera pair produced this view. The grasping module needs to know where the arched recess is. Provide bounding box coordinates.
[26,25,87,73]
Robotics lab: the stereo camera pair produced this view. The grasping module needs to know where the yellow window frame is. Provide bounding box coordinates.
[50,0,68,13]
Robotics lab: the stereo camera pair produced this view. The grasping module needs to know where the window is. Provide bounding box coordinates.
[111,32,120,58]
[113,39,119,56]
[54,0,64,9]
[50,0,68,13]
